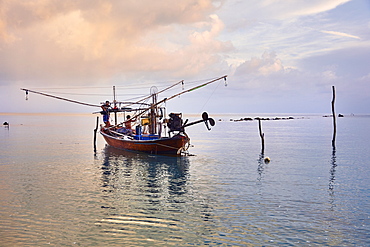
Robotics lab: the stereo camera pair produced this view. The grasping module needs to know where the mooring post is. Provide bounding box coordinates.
[94,116,99,152]
[258,118,265,153]
[331,86,336,149]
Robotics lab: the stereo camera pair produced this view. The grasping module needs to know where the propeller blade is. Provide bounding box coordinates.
[204,121,211,131]
[202,112,209,121]
[203,112,214,130]
[180,112,215,131]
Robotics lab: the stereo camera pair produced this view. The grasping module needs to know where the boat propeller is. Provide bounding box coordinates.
[182,112,215,131]
[202,112,215,130]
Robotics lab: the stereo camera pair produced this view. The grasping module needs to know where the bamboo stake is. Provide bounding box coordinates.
[331,86,336,149]
[94,116,99,152]
[258,118,265,153]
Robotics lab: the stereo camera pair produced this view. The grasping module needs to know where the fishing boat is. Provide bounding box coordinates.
[21,75,227,155]
[100,111,216,155]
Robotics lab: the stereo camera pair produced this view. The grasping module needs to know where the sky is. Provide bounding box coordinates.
[0,0,369,114]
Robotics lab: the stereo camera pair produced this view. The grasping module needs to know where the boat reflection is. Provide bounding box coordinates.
[99,145,190,204]
[95,146,217,245]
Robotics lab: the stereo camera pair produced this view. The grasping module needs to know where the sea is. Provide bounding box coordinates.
[1,113,369,246]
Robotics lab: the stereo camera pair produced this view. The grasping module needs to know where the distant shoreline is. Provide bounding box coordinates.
[1,112,369,116]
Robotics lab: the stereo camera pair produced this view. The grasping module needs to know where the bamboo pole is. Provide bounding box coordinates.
[331,86,336,149]
[94,116,99,152]
[113,86,118,125]
[258,118,265,153]
[128,76,228,123]
[20,88,100,107]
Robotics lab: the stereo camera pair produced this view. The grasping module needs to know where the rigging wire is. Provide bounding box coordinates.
[49,91,145,96]
[29,81,184,99]
[127,76,227,123]
[199,79,222,113]
[37,91,146,97]
[30,86,113,90]
[29,77,217,92]
[21,76,227,115]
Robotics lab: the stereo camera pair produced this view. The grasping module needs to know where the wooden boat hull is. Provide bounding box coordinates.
[100,129,188,155]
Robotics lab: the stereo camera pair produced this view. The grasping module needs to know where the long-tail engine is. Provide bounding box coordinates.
[167,113,183,132]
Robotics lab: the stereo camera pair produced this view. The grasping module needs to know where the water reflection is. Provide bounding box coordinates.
[257,152,270,183]
[99,146,190,205]
[101,146,189,185]
[329,148,337,210]
[257,152,265,183]
[95,146,215,245]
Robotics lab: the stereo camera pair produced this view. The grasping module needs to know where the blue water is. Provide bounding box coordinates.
[1,113,369,246]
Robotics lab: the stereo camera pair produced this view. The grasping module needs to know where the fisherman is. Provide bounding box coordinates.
[124,115,136,134]
[124,115,132,129]
[101,101,111,127]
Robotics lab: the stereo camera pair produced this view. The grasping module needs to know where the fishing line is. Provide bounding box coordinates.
[199,79,222,113]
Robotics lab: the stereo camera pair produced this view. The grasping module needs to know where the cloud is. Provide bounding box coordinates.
[360,73,370,81]
[218,0,365,74]
[223,47,370,113]
[321,30,361,40]
[230,51,309,101]
[278,0,351,18]
[230,48,365,98]
[234,51,284,77]
[0,0,363,86]
[220,0,352,23]
[322,69,339,80]
[0,0,230,85]
[1,0,369,114]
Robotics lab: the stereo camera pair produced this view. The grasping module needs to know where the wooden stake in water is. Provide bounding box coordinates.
[258,118,265,153]
[94,116,99,152]
[331,86,336,149]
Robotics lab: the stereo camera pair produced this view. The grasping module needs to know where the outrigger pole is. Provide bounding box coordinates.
[127,75,228,123]
[20,88,101,107]
[162,75,227,102]
[20,80,185,109]
[21,75,227,120]
[125,80,184,107]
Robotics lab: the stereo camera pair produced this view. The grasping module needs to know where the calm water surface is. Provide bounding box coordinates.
[0,113,369,246]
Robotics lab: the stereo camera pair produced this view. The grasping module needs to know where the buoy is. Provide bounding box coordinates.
[264,157,271,164]
[3,122,9,126]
